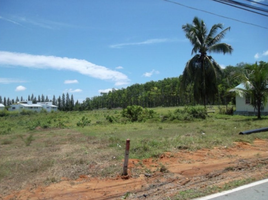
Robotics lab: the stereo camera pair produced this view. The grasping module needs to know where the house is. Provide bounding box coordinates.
[36,102,58,112]
[232,84,268,115]
[0,103,5,111]
[8,101,58,112]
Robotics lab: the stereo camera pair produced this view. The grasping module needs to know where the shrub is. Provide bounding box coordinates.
[0,127,12,135]
[137,108,158,122]
[20,109,35,115]
[121,105,158,122]
[77,116,91,127]
[0,110,9,117]
[162,106,207,122]
[184,106,207,119]
[106,115,118,123]
[122,105,143,122]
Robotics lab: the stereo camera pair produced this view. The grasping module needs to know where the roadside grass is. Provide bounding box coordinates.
[173,178,258,200]
[0,106,268,195]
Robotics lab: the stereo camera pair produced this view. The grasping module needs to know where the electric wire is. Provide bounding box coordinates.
[243,0,268,7]
[163,0,268,30]
[211,0,268,17]
[217,0,268,12]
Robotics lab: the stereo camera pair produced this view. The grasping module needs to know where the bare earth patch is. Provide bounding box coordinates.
[1,139,268,200]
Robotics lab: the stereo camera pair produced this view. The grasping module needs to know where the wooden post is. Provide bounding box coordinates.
[122,139,130,176]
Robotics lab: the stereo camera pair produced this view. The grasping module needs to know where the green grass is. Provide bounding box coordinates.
[0,106,268,195]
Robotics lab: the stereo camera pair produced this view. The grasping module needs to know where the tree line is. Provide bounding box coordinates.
[79,63,245,110]
[0,62,265,112]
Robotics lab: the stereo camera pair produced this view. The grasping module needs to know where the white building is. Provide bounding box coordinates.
[8,101,58,112]
[36,102,58,112]
[232,84,268,115]
[0,103,5,111]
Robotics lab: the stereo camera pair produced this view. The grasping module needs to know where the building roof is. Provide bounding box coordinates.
[20,104,43,108]
[0,103,5,107]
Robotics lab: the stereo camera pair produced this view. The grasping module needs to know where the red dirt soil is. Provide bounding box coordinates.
[2,139,268,200]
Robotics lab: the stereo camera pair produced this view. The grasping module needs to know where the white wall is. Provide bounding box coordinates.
[0,105,5,110]
[236,95,268,112]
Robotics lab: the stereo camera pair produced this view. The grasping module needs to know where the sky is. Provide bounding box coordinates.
[0,0,268,103]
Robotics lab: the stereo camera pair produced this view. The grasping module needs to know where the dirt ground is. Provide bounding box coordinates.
[2,139,268,200]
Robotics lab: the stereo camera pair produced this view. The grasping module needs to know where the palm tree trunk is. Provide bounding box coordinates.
[257,100,261,119]
[201,58,206,108]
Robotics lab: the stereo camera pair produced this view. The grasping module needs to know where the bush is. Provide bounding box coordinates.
[0,110,9,117]
[20,109,35,115]
[162,106,207,122]
[77,116,91,127]
[122,105,143,122]
[121,105,158,122]
[106,115,118,123]
[184,106,207,119]
[0,127,12,135]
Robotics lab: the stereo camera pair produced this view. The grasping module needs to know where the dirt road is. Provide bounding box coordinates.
[2,139,268,200]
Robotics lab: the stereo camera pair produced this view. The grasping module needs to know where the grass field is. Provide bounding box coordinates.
[0,106,268,197]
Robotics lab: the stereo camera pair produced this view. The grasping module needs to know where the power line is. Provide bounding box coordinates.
[243,0,268,7]
[212,0,268,17]
[163,0,268,29]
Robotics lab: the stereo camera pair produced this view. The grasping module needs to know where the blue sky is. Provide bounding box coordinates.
[0,0,268,102]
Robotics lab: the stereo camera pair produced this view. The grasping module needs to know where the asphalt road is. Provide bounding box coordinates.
[193,179,268,200]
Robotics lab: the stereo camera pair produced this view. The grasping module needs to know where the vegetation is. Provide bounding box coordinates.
[1,106,268,195]
[1,62,267,114]
[232,61,268,119]
[181,17,233,107]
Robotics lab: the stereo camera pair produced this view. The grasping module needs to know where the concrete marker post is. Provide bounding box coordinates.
[122,139,130,176]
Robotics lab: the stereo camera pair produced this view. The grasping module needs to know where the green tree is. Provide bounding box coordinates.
[232,62,268,119]
[181,17,233,107]
[57,96,62,110]
[62,93,66,111]
[52,95,56,106]
[70,94,74,110]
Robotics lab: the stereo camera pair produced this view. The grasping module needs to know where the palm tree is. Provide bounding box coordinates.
[181,17,233,107]
[232,62,268,119]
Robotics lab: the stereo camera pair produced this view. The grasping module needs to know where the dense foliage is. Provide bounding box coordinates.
[1,62,266,111]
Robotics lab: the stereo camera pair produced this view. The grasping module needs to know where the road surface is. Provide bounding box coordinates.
[194,179,268,200]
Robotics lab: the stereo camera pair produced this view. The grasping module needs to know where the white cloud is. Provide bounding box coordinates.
[116,66,123,70]
[254,50,268,59]
[0,16,22,26]
[143,69,160,77]
[15,85,26,91]
[64,79,78,84]
[0,15,77,30]
[110,38,180,48]
[0,51,130,86]
[0,78,26,84]
[254,53,260,59]
[65,88,82,93]
[98,88,118,94]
